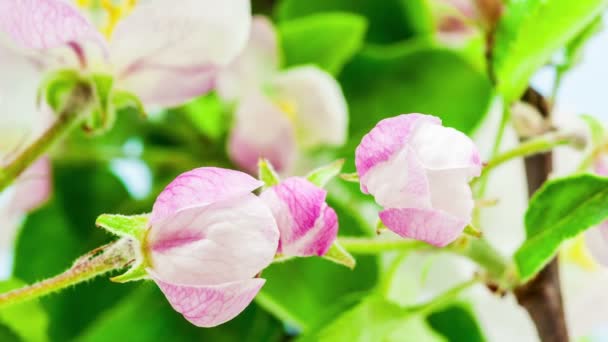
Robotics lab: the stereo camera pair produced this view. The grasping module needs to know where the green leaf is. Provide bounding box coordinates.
[297,296,413,342]
[559,16,603,73]
[76,283,285,342]
[340,39,493,151]
[306,159,344,187]
[178,92,229,141]
[514,174,608,281]
[276,0,433,44]
[0,279,49,342]
[492,0,608,101]
[278,13,367,75]
[322,241,356,269]
[14,164,138,341]
[427,304,486,342]
[258,158,281,188]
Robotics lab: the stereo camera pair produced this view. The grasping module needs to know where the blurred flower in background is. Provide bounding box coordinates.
[217,17,348,174]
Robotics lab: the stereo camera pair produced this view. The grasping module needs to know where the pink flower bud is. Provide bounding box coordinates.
[260,177,338,257]
[145,167,279,327]
[355,114,481,247]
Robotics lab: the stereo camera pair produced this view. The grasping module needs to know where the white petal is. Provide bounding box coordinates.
[585,222,608,267]
[0,44,42,155]
[410,120,482,178]
[272,66,348,148]
[110,0,251,107]
[216,16,279,101]
[148,193,279,286]
[427,168,475,220]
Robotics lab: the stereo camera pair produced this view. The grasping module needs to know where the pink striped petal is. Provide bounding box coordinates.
[585,222,608,267]
[379,207,467,247]
[0,0,103,50]
[410,119,481,178]
[10,157,51,213]
[272,66,348,149]
[111,0,251,107]
[152,274,265,328]
[260,177,338,256]
[228,91,296,174]
[150,167,263,224]
[355,114,440,181]
[216,16,279,101]
[148,193,278,286]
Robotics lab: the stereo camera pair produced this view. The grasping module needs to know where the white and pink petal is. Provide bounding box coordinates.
[0,0,103,51]
[216,16,279,101]
[355,114,440,181]
[110,0,251,107]
[148,193,279,286]
[410,119,482,178]
[228,91,297,174]
[360,145,431,209]
[379,207,467,247]
[10,157,51,213]
[152,275,265,328]
[585,222,608,267]
[150,167,263,224]
[272,66,348,149]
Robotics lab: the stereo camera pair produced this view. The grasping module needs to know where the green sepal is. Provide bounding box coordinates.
[96,214,148,240]
[305,159,344,188]
[110,259,149,283]
[463,225,482,239]
[83,73,116,134]
[339,172,360,183]
[96,214,150,283]
[37,69,83,112]
[322,241,356,269]
[112,89,147,117]
[258,158,281,188]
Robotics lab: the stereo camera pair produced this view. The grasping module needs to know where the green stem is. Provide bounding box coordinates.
[410,278,480,316]
[0,239,134,309]
[473,104,512,225]
[450,238,509,283]
[338,237,432,254]
[0,83,93,192]
[339,236,510,287]
[476,131,582,182]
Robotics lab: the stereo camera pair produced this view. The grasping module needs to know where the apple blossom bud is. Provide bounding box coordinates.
[260,177,338,257]
[145,167,279,327]
[355,114,482,247]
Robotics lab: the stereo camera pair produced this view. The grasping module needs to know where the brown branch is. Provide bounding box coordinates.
[514,87,569,342]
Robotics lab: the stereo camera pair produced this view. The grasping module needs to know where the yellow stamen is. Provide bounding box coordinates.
[561,235,598,271]
[75,0,92,8]
[99,0,138,39]
[275,99,298,123]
